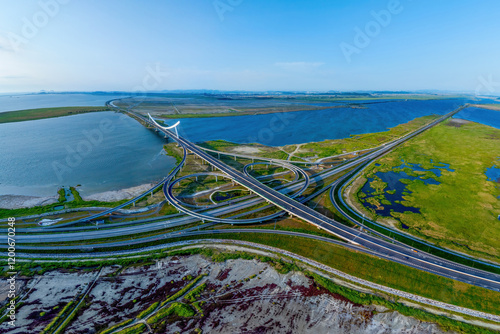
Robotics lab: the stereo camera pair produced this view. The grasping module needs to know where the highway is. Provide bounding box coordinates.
[196,142,352,165]
[142,105,500,292]
[12,231,500,324]
[44,175,172,228]
[11,228,496,292]
[8,102,500,292]
[14,228,349,252]
[9,164,334,242]
[32,98,373,229]
[162,158,311,225]
[329,168,500,271]
[8,151,338,237]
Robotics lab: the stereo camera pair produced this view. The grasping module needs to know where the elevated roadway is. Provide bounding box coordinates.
[10,102,500,292]
[143,105,500,292]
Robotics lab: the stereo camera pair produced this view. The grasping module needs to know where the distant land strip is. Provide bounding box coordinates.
[472,104,500,111]
[0,106,110,124]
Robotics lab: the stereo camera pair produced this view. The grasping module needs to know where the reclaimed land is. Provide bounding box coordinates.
[156,105,337,118]
[352,119,500,262]
[166,233,500,317]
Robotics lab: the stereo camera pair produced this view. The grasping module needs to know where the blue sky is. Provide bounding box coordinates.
[0,0,499,93]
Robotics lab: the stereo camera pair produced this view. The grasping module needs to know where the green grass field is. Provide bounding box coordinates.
[0,106,109,123]
[353,119,500,261]
[163,143,184,165]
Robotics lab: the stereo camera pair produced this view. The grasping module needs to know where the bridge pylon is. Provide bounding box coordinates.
[147,113,180,139]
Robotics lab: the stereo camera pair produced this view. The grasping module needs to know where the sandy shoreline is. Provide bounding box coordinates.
[0,183,155,209]
[81,183,155,202]
[0,195,58,210]
[471,104,500,111]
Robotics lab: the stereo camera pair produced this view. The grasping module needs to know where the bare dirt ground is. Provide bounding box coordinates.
[1,254,456,334]
[82,183,155,202]
[446,118,471,127]
[230,146,263,154]
[0,195,57,209]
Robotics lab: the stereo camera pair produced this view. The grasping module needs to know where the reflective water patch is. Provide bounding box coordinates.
[485,165,500,183]
[359,160,455,217]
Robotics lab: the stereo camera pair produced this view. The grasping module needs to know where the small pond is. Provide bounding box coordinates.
[485,165,500,183]
[360,160,454,217]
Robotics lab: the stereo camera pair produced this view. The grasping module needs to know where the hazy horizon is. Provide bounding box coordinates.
[2,89,498,96]
[1,1,500,95]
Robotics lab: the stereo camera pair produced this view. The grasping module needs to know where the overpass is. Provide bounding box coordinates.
[6,101,500,292]
[140,106,500,291]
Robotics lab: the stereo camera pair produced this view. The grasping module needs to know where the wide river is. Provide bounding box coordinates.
[1,94,499,198]
[0,93,126,113]
[0,112,176,197]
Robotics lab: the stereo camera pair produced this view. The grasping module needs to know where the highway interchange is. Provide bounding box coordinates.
[4,101,500,295]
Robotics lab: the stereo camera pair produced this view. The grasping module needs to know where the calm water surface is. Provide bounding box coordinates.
[172,99,468,146]
[454,107,500,129]
[486,165,500,183]
[0,112,175,197]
